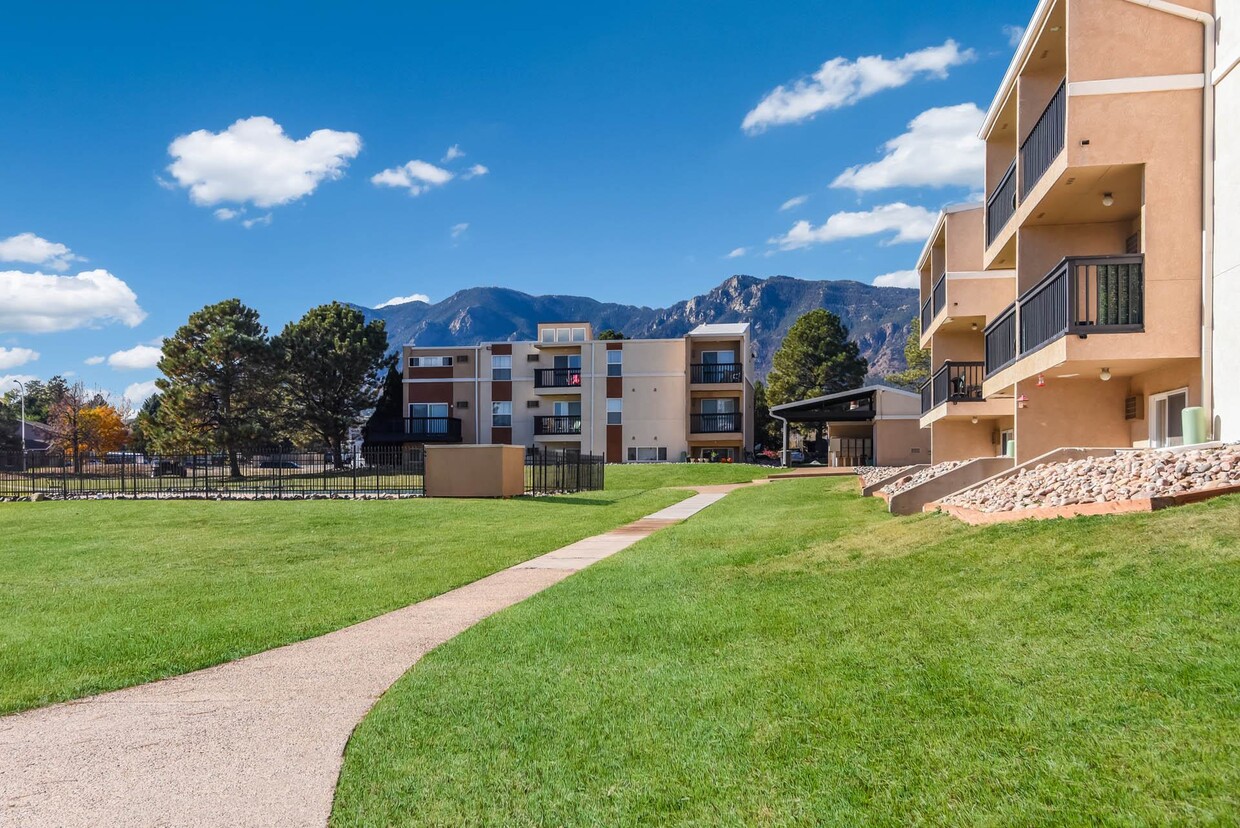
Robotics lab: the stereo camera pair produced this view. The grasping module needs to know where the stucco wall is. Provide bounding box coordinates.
[1216,0,1240,441]
[1013,375,1132,462]
[931,419,1000,463]
[875,419,931,466]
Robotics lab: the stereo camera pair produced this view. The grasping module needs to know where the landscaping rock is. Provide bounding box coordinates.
[856,466,911,488]
[879,460,968,497]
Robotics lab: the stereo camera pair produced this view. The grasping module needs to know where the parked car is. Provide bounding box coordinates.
[150,460,187,478]
[258,460,301,469]
[105,451,148,465]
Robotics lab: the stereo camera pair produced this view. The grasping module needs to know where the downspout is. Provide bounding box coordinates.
[474,345,480,442]
[774,413,790,467]
[589,341,596,455]
[1119,0,1215,436]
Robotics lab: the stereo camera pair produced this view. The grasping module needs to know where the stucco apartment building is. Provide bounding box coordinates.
[920,0,1231,464]
[372,322,755,462]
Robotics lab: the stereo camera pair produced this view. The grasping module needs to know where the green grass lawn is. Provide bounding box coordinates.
[604,462,779,489]
[0,486,691,714]
[333,479,1240,826]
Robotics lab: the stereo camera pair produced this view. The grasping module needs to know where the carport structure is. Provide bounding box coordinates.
[770,385,929,468]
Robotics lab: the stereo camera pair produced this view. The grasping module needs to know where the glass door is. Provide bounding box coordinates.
[1150,389,1188,448]
[410,403,450,435]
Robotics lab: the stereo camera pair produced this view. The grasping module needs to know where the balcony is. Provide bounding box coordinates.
[534,368,583,389]
[920,362,985,415]
[1020,80,1066,199]
[690,412,743,434]
[984,303,1018,378]
[534,415,582,436]
[690,363,743,384]
[363,417,463,444]
[986,158,1017,247]
[1019,255,1144,358]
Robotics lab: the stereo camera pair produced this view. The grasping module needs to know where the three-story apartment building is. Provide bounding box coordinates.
[370,322,755,462]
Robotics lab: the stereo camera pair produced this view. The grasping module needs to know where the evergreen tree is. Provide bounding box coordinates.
[753,380,780,451]
[275,302,389,468]
[596,329,626,340]
[154,299,278,477]
[766,309,869,406]
[884,316,931,391]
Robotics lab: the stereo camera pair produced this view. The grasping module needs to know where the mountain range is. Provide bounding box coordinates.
[355,275,918,379]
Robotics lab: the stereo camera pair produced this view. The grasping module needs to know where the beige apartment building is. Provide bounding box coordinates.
[922,0,1221,465]
[368,322,755,462]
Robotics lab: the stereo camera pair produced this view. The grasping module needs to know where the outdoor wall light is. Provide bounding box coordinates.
[1102,192,1114,207]
[1017,394,1030,409]
[1100,367,1112,381]
[1036,373,1046,387]
[971,322,979,331]
[971,416,979,424]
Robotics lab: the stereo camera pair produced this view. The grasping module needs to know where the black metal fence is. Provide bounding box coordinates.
[525,448,605,494]
[0,447,424,499]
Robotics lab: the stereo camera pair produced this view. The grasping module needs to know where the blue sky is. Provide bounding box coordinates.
[0,0,1032,404]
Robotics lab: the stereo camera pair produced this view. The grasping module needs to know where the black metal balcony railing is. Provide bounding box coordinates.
[534,415,582,436]
[690,363,743,384]
[363,417,463,444]
[934,362,984,407]
[533,368,583,388]
[690,412,743,433]
[920,380,933,415]
[986,158,1018,247]
[932,273,947,319]
[920,296,933,336]
[1020,80,1066,198]
[984,302,1018,377]
[1019,254,1145,357]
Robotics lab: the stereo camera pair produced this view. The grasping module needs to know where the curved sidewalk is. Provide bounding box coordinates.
[0,490,732,828]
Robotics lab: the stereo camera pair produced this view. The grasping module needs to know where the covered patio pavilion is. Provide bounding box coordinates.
[770,385,929,468]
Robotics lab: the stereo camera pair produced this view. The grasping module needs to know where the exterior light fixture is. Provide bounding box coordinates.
[971,416,979,424]
[1036,373,1046,387]
[971,322,979,331]
[1100,367,1112,381]
[1102,192,1114,207]
[1017,394,1030,409]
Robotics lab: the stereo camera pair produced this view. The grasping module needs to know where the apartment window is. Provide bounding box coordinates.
[607,350,622,377]
[409,355,453,368]
[492,401,512,427]
[572,327,586,342]
[552,401,581,417]
[1150,388,1189,448]
[410,403,449,419]
[541,328,555,343]
[553,354,582,369]
[627,446,667,463]
[491,354,512,380]
[607,398,622,425]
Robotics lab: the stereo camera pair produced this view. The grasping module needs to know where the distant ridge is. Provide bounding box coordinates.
[354,274,917,378]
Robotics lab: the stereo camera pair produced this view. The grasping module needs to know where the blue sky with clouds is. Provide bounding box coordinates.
[0,0,1032,404]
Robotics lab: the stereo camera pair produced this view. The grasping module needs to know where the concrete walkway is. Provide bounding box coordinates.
[0,490,733,828]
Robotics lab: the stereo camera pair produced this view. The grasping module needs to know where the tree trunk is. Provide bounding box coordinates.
[331,436,344,471]
[228,446,242,480]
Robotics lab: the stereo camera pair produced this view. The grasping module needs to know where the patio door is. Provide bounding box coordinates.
[1150,389,1188,448]
[410,403,450,435]
[702,350,737,382]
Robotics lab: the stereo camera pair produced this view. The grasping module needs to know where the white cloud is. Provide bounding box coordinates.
[462,163,489,179]
[1003,25,1025,47]
[371,159,455,195]
[166,116,362,208]
[0,233,84,272]
[0,269,146,333]
[742,40,975,134]
[779,195,808,212]
[450,222,470,240]
[1,373,39,390]
[85,355,105,366]
[769,203,938,251]
[375,293,431,309]
[442,144,465,162]
[726,247,748,259]
[123,380,160,407]
[106,343,163,371]
[0,347,39,370]
[214,207,241,221]
[242,213,273,229]
[831,103,985,192]
[873,270,920,289]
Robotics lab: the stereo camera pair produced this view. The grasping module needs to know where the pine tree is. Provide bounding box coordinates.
[766,309,869,407]
[884,316,931,390]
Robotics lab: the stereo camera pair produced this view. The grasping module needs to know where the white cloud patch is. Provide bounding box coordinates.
[742,40,975,134]
[214,207,241,221]
[242,213,273,229]
[0,269,146,333]
[0,233,84,272]
[123,380,160,407]
[166,116,362,208]
[1003,25,1026,47]
[779,195,808,212]
[831,103,985,192]
[462,163,489,179]
[1,373,40,390]
[85,355,105,366]
[873,270,920,289]
[726,247,748,259]
[106,343,163,371]
[375,293,432,309]
[769,203,938,251]
[0,347,39,370]
[371,160,455,196]
[442,144,465,162]
[450,222,470,240]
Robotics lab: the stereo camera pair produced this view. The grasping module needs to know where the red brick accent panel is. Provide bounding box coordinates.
[491,427,513,444]
[606,377,623,398]
[491,343,513,355]
[607,424,622,462]
[605,342,624,351]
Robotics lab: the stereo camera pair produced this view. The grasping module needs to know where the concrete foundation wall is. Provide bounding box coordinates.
[887,457,1014,516]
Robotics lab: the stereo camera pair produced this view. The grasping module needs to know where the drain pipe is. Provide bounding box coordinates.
[1119,0,1215,436]
[773,413,790,467]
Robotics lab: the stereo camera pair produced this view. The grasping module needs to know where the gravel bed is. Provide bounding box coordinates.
[879,460,969,497]
[856,466,911,488]
[942,444,1240,513]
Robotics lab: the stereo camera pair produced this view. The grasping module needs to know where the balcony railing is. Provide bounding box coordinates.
[984,302,1018,378]
[690,412,742,433]
[534,368,583,388]
[932,273,947,320]
[986,158,1017,247]
[934,362,984,407]
[1019,254,1145,357]
[920,380,933,415]
[534,415,582,436]
[690,362,743,384]
[1020,80,1066,198]
[363,417,463,444]
[920,296,933,336]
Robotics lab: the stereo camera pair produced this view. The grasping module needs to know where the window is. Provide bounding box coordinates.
[410,403,449,419]
[492,401,512,427]
[1150,388,1189,448]
[607,350,622,377]
[491,354,512,380]
[557,327,571,343]
[701,398,737,414]
[541,328,555,343]
[409,355,452,368]
[552,401,581,417]
[627,446,667,463]
[553,354,582,369]
[1000,429,1015,458]
[606,398,622,425]
[702,350,736,365]
[572,327,586,342]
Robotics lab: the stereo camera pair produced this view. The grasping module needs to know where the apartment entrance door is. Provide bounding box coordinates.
[1150,388,1188,448]
[410,403,450,436]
